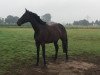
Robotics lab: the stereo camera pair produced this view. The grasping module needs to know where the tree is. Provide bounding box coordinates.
[95,20,100,25]
[79,19,89,25]
[5,15,13,24]
[90,21,95,26]
[13,16,19,23]
[73,21,79,25]
[0,17,4,24]
[73,19,90,25]
[5,15,19,24]
[41,13,51,22]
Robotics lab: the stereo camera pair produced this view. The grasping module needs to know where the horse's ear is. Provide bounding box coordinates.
[25,8,28,12]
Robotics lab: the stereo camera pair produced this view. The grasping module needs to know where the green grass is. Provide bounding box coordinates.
[68,29,100,56]
[0,28,100,75]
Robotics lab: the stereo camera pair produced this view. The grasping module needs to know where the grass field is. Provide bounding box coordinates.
[0,28,100,75]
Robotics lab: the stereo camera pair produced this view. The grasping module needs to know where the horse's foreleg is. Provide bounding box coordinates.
[36,42,40,66]
[41,44,46,66]
[54,41,59,60]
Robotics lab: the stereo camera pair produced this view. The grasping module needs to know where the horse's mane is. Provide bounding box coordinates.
[29,11,46,25]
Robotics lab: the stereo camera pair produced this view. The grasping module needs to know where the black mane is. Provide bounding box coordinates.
[29,11,46,25]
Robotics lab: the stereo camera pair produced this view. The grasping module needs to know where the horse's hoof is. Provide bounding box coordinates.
[41,65,47,69]
[52,56,57,61]
[35,63,39,66]
[65,59,68,62]
[44,66,47,69]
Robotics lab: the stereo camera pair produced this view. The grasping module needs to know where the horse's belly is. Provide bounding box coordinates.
[38,36,59,43]
[45,39,57,43]
[44,38,59,43]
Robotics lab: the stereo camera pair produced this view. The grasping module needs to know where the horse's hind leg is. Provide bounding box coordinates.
[54,41,59,60]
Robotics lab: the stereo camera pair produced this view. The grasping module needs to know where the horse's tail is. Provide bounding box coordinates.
[62,37,68,53]
[58,24,68,53]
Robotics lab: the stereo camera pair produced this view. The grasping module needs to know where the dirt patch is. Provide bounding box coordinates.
[17,60,99,75]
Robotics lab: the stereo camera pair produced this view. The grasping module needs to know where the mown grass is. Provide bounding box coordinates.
[0,28,100,75]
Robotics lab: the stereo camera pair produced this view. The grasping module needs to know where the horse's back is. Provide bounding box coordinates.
[49,23,67,34]
[47,23,67,39]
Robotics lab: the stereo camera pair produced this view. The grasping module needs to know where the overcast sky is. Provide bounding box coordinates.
[0,0,100,23]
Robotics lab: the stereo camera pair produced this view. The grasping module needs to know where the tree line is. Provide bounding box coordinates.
[73,19,100,26]
[0,15,19,25]
[0,14,100,26]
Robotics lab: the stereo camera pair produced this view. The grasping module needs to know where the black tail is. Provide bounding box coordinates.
[60,33,69,60]
[58,24,68,53]
[58,23,68,60]
[62,37,68,53]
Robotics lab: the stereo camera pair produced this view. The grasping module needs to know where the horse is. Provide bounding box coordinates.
[17,9,68,66]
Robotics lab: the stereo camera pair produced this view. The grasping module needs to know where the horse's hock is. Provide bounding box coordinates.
[19,60,99,75]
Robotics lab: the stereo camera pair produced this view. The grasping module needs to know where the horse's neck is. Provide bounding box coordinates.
[30,20,40,32]
[30,17,47,32]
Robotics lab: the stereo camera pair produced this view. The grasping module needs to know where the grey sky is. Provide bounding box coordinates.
[0,0,100,23]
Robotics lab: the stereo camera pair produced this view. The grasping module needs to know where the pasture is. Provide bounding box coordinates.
[0,27,100,75]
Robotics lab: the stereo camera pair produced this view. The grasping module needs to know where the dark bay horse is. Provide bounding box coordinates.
[17,9,68,66]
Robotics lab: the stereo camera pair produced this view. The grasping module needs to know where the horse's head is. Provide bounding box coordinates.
[17,9,32,26]
[17,9,46,26]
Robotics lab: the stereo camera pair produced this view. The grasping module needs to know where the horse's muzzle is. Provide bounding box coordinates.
[17,21,21,26]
